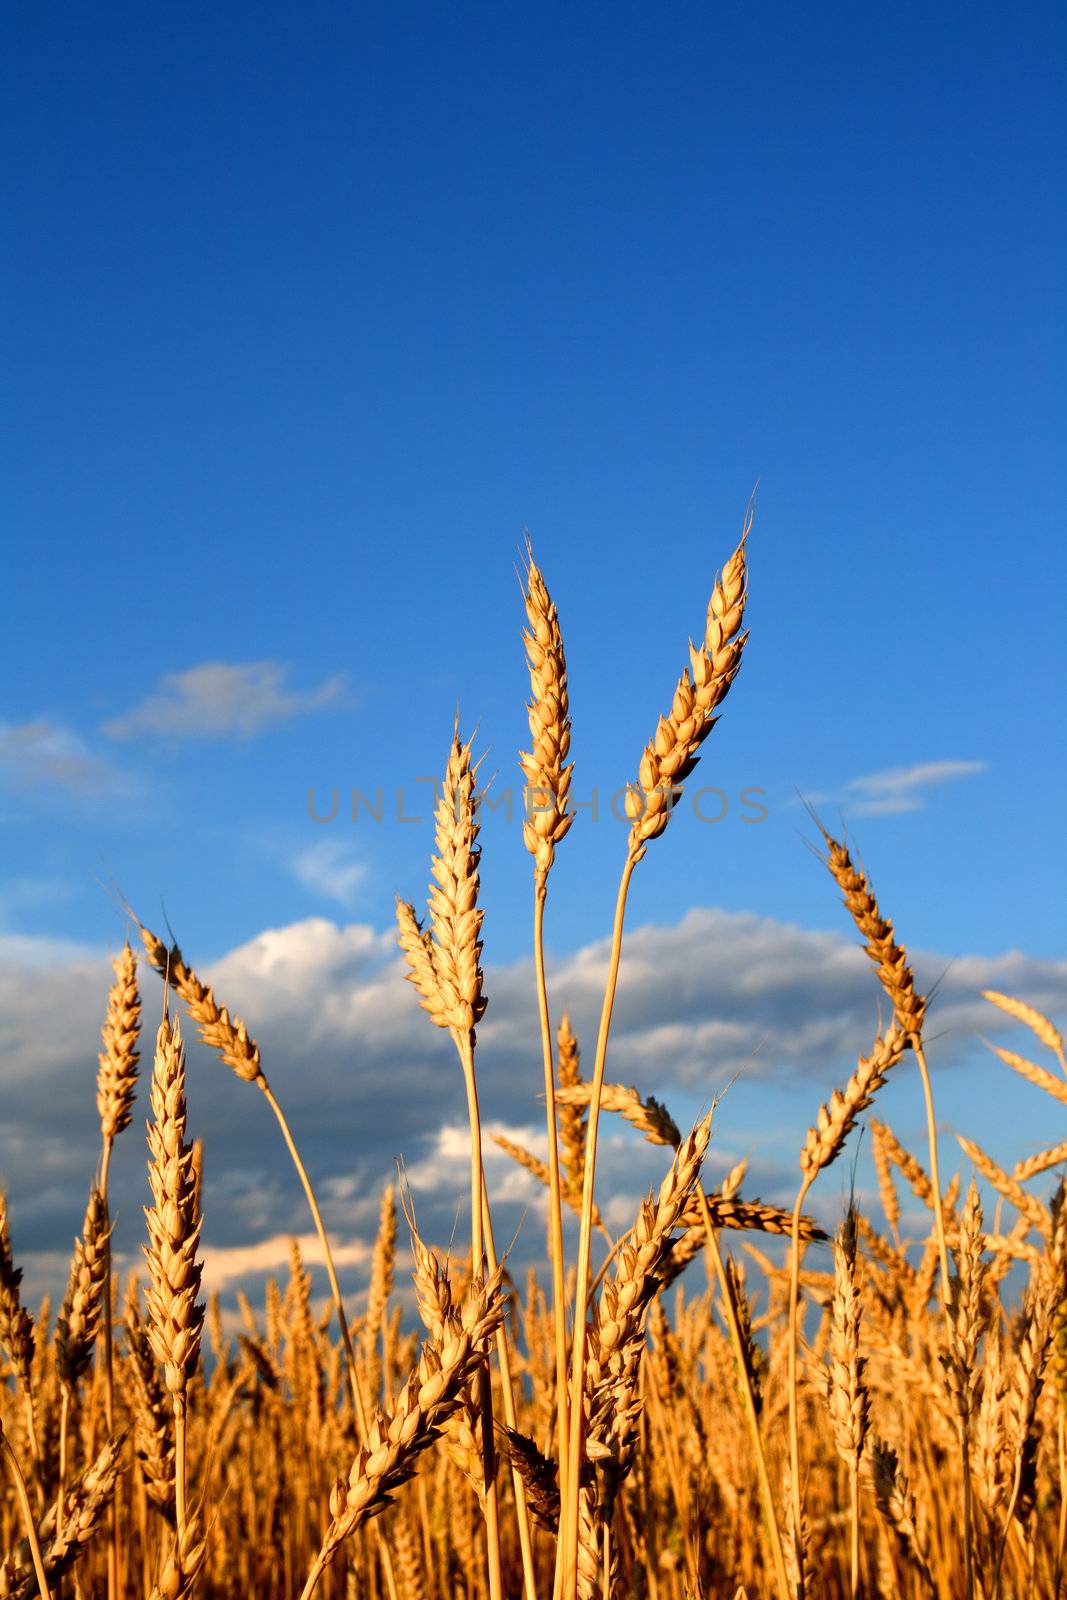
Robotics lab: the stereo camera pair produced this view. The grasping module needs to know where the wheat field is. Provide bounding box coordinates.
[1,528,1064,1600]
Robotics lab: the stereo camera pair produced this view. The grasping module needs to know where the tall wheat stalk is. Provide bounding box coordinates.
[559,514,750,1600]
[143,1010,203,1541]
[520,542,575,1521]
[95,942,141,1600]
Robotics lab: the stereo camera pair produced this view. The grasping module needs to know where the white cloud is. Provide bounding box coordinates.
[845,760,988,815]
[103,661,350,741]
[290,839,367,907]
[0,720,123,795]
[199,1229,371,1290]
[2,905,1064,1304]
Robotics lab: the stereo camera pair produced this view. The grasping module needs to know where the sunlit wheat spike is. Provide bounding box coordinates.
[16,1433,126,1596]
[826,1211,868,1465]
[556,1012,588,1210]
[870,1439,934,1590]
[624,515,750,857]
[1050,1181,1067,1406]
[361,1184,397,1401]
[955,1135,1052,1239]
[869,1117,938,1211]
[580,1114,712,1499]
[96,941,141,1143]
[985,1040,1067,1105]
[56,1186,110,1389]
[0,1191,35,1388]
[138,921,265,1086]
[871,1120,901,1240]
[123,1295,176,1520]
[309,1270,504,1572]
[498,1427,560,1533]
[678,1192,827,1241]
[520,543,574,880]
[982,988,1064,1057]
[406,1226,492,1497]
[143,1013,204,1395]
[395,898,451,1029]
[799,1026,907,1177]
[573,1116,712,1598]
[555,1080,681,1148]
[424,726,486,1039]
[148,1515,206,1600]
[820,831,926,1038]
[942,1179,987,1425]
[1013,1140,1067,1182]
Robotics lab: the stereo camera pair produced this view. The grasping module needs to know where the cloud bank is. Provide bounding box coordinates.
[1,906,1064,1306]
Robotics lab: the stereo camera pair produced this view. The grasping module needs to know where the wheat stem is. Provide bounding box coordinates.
[1,1424,53,1600]
[559,853,636,1600]
[786,1175,813,1599]
[534,883,571,1521]
[694,1182,791,1600]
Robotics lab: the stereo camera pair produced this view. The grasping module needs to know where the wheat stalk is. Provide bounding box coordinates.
[0,1194,38,1466]
[300,1270,504,1599]
[143,1012,203,1540]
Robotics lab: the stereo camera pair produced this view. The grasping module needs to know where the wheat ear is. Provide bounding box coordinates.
[300,1269,504,1600]
[826,1210,868,1600]
[1014,1140,1067,1182]
[95,940,140,1600]
[562,515,753,1600]
[870,1439,935,1591]
[124,1289,176,1522]
[821,830,951,1314]
[624,514,750,858]
[148,1514,206,1600]
[982,988,1066,1073]
[985,1040,1067,1106]
[143,1011,203,1541]
[956,1135,1051,1239]
[139,921,377,1462]
[55,1183,110,1529]
[521,544,575,1531]
[576,1116,712,1598]
[399,726,536,1600]
[15,1434,125,1600]
[0,1193,38,1466]
[786,1024,905,1593]
[555,1081,681,1148]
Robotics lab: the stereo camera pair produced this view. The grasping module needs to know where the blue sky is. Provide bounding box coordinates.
[2,3,1065,1301]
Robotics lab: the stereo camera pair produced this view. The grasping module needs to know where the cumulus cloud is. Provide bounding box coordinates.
[805,760,987,817]
[290,839,367,907]
[0,720,124,796]
[103,661,350,741]
[2,905,1064,1305]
